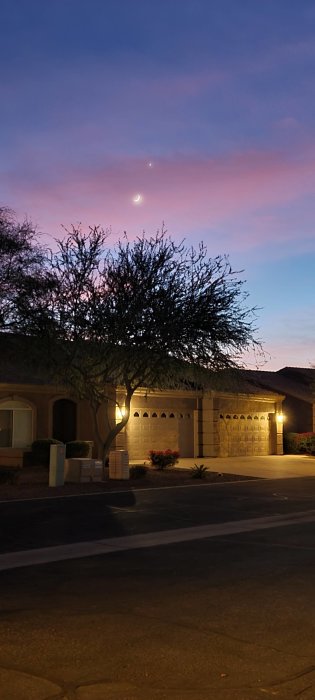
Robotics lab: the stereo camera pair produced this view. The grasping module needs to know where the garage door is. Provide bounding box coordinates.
[127,409,194,460]
[218,412,271,457]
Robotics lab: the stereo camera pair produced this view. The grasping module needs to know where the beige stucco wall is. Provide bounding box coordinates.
[0,383,116,464]
[0,382,284,466]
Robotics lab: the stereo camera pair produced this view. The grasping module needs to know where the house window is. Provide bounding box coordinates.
[0,400,33,448]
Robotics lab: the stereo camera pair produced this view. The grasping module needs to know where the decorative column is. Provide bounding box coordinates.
[275,402,284,455]
[194,399,203,457]
[201,394,218,457]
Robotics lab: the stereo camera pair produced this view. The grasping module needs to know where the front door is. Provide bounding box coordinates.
[53,399,77,443]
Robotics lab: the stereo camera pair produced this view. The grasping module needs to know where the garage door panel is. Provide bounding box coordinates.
[128,411,175,460]
[219,412,270,457]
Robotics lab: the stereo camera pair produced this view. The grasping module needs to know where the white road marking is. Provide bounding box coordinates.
[1,509,315,572]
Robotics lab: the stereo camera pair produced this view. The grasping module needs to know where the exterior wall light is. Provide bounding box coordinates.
[116,405,126,420]
[276,413,285,423]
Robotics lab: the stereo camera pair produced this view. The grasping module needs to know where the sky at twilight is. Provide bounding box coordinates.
[1,0,315,370]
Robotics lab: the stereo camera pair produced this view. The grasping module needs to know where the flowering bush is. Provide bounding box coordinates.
[284,432,315,455]
[149,449,179,470]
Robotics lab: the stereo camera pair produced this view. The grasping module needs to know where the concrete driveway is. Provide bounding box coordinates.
[175,454,315,479]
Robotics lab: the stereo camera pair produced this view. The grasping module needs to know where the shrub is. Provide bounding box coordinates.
[31,438,63,467]
[190,463,208,479]
[284,432,315,455]
[129,465,148,479]
[0,467,21,485]
[149,449,179,470]
[66,441,90,458]
[284,433,299,454]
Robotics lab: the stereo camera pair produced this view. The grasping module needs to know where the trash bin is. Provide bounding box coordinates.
[109,450,129,479]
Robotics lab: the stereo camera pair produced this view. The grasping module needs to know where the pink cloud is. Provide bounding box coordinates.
[150,69,227,97]
[3,148,315,252]
[275,117,299,129]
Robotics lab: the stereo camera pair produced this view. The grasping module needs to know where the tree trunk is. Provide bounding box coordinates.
[90,402,104,460]
[101,390,132,466]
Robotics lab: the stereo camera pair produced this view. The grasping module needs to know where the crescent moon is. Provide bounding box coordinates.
[133,193,142,204]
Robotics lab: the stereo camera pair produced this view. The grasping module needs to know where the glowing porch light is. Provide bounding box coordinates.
[276,412,285,423]
[116,405,126,420]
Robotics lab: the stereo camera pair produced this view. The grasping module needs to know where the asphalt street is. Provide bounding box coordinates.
[1,476,315,553]
[2,478,315,699]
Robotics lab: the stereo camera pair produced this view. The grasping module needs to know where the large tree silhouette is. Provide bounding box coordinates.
[0,207,51,333]
[27,224,261,460]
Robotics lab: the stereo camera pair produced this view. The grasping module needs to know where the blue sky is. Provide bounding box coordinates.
[1,0,315,368]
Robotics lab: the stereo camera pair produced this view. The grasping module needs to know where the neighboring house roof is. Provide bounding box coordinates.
[243,367,315,405]
[278,366,315,384]
[206,369,283,398]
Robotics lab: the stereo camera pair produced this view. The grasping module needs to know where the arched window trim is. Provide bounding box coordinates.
[0,397,34,449]
[0,398,33,410]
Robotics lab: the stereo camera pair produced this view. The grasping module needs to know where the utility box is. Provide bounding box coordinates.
[64,458,95,483]
[49,444,66,487]
[109,450,129,480]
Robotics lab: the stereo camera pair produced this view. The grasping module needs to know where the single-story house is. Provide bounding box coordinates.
[0,355,286,466]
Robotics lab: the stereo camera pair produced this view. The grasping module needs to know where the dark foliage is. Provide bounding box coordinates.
[284,432,315,455]
[66,441,90,458]
[190,463,208,479]
[149,449,179,469]
[31,438,63,467]
[129,464,148,479]
[0,207,53,333]
[11,221,261,460]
